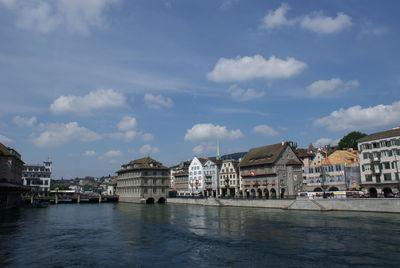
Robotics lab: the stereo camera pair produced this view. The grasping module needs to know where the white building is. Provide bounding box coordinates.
[203,159,222,197]
[358,127,400,197]
[22,161,52,196]
[187,157,207,196]
[219,160,239,197]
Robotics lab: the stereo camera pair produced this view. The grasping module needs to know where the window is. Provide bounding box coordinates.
[366,175,373,182]
[383,162,390,169]
[384,173,392,181]
[153,188,157,193]
[335,165,342,171]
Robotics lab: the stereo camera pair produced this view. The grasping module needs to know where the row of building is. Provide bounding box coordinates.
[114,126,400,204]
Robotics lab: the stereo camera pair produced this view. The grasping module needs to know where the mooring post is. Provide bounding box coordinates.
[77,194,80,204]
[55,194,58,204]
[30,194,34,204]
[99,195,102,203]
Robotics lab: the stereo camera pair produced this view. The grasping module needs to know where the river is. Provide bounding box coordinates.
[1,203,399,267]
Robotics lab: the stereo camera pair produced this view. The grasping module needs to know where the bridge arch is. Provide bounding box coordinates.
[146,197,155,204]
[157,197,166,204]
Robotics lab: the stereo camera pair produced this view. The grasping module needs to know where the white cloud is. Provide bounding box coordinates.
[0,0,118,34]
[84,150,96,157]
[12,116,37,127]
[300,12,352,34]
[184,123,243,142]
[33,122,102,148]
[139,144,159,156]
[0,134,13,144]
[253,124,279,136]
[260,3,295,30]
[313,138,339,148]
[315,101,400,131]
[108,130,138,141]
[103,150,122,158]
[141,133,154,142]
[307,78,359,97]
[207,55,307,82]
[50,89,125,115]
[117,116,137,131]
[260,3,352,34]
[228,85,265,101]
[360,21,388,36]
[192,142,216,155]
[144,94,173,110]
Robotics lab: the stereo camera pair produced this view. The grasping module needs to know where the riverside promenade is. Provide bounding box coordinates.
[167,197,400,213]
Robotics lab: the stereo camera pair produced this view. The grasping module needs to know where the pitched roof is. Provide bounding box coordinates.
[239,143,287,168]
[358,127,400,143]
[286,159,303,165]
[316,150,359,167]
[118,157,168,173]
[295,148,314,159]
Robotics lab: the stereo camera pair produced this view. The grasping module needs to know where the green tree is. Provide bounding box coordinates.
[337,131,367,150]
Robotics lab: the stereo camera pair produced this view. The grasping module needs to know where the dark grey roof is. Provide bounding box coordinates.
[117,157,169,173]
[239,143,287,168]
[358,128,400,143]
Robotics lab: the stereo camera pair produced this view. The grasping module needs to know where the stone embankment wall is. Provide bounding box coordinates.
[167,197,400,213]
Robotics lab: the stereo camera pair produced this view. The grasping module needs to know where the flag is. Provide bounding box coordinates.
[250,170,255,176]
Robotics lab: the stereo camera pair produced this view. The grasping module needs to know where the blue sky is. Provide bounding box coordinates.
[1,0,400,179]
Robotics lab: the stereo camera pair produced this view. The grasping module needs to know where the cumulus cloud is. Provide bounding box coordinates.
[139,144,159,156]
[185,123,243,142]
[300,12,352,34]
[228,85,265,101]
[102,150,122,158]
[50,89,125,115]
[84,150,96,157]
[144,94,173,110]
[260,3,295,30]
[307,78,359,97]
[33,122,102,148]
[253,124,279,136]
[117,116,137,131]
[12,116,37,127]
[0,134,13,144]
[313,138,339,148]
[107,130,137,141]
[192,143,215,155]
[315,101,400,131]
[207,55,307,82]
[260,3,352,34]
[0,0,118,34]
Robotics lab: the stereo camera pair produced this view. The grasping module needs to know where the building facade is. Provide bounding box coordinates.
[0,143,24,209]
[358,128,400,197]
[188,157,207,196]
[203,159,222,197]
[116,157,170,203]
[22,161,52,196]
[304,150,360,192]
[219,159,239,197]
[239,142,303,199]
[170,160,191,196]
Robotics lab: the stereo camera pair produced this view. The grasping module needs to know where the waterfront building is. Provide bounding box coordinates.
[22,160,52,196]
[295,148,315,187]
[203,159,222,197]
[188,157,207,196]
[358,127,400,197]
[116,157,169,204]
[304,149,360,192]
[239,142,303,199]
[219,159,240,197]
[0,143,24,209]
[170,160,191,196]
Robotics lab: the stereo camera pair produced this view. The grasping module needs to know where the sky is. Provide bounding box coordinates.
[1,0,400,179]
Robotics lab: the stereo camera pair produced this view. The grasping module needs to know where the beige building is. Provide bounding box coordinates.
[358,127,400,197]
[219,159,239,197]
[304,149,360,192]
[170,160,191,196]
[116,157,170,204]
[239,142,303,199]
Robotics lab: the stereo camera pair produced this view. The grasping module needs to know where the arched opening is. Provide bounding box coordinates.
[146,198,155,204]
[250,189,256,198]
[229,188,235,197]
[280,188,285,199]
[329,187,339,191]
[245,190,250,198]
[264,188,269,199]
[157,197,166,204]
[369,187,377,198]
[270,188,277,199]
[382,187,393,198]
[257,189,262,199]
[314,187,323,192]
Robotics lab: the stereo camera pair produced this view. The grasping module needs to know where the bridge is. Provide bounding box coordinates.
[25,190,119,204]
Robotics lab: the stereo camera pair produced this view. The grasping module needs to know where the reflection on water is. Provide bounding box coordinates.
[1,203,400,267]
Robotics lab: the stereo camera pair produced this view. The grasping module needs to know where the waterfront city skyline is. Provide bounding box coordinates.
[1,0,400,179]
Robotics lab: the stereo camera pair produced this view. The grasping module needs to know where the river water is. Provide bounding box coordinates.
[1,203,399,268]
